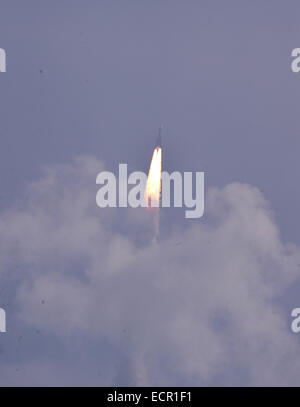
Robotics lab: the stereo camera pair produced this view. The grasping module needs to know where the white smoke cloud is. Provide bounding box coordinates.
[1,155,300,386]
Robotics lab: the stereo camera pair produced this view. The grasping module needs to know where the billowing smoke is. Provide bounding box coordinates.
[1,155,300,386]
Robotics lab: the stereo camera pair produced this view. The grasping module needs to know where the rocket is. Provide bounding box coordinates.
[155,126,162,149]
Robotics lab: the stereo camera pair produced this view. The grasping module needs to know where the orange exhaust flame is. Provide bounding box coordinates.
[145,147,162,208]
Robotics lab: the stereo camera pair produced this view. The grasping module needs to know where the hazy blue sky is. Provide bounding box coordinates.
[1,1,300,386]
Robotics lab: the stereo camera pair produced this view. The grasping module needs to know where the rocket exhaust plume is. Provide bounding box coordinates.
[146,147,162,208]
[145,130,162,240]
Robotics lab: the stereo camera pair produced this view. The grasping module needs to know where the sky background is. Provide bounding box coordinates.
[1,0,300,386]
